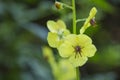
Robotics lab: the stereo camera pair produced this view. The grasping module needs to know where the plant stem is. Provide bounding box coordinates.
[76,67,80,80]
[72,0,80,80]
[62,3,73,9]
[72,0,76,34]
[76,18,87,23]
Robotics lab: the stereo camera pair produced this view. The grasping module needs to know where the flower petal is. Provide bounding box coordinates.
[65,34,79,46]
[47,20,59,32]
[80,23,90,34]
[85,7,97,26]
[47,32,63,48]
[82,44,97,57]
[58,41,74,57]
[42,46,53,59]
[64,34,92,47]
[77,34,92,46]
[89,7,97,19]
[80,7,97,34]
[58,59,76,80]
[57,20,66,29]
[63,29,70,37]
[69,54,88,67]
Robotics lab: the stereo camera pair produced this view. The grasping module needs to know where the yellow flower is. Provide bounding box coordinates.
[47,20,70,48]
[42,46,76,80]
[58,59,76,80]
[42,46,59,78]
[42,46,55,63]
[58,34,97,67]
[80,7,97,34]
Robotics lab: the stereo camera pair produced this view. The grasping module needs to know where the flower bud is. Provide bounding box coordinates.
[55,1,63,9]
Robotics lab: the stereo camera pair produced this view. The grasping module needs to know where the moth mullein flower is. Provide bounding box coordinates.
[42,46,76,80]
[42,46,60,79]
[47,20,70,48]
[58,59,76,80]
[58,34,97,67]
[80,7,97,34]
[42,46,55,62]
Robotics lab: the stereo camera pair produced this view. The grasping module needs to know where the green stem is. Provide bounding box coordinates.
[72,0,76,34]
[76,18,87,23]
[62,3,73,9]
[72,0,80,80]
[76,67,80,80]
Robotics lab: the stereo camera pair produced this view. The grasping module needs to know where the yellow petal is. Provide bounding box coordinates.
[69,54,88,67]
[80,7,97,34]
[47,32,63,48]
[82,44,97,57]
[80,23,90,34]
[86,7,97,25]
[47,20,59,32]
[63,29,70,36]
[58,41,74,57]
[42,46,56,65]
[89,7,97,19]
[57,20,66,29]
[42,46,59,78]
[42,46,53,59]
[65,34,80,46]
[58,59,76,80]
[64,34,92,47]
[77,34,92,47]
[58,59,76,75]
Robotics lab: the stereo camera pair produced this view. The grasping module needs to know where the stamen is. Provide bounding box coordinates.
[74,45,82,58]
[79,52,82,57]
[58,30,64,40]
[90,18,96,26]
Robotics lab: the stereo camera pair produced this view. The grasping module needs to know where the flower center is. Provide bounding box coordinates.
[74,46,82,58]
[58,30,64,40]
[75,46,81,52]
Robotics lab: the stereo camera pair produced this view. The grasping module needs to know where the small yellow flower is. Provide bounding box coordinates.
[42,46,55,62]
[80,7,97,34]
[58,34,97,67]
[47,20,70,48]
[42,46,60,79]
[42,46,76,80]
[58,59,76,80]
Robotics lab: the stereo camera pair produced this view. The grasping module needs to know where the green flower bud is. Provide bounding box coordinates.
[55,1,63,9]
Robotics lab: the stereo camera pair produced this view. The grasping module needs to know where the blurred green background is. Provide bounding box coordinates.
[0,0,120,80]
